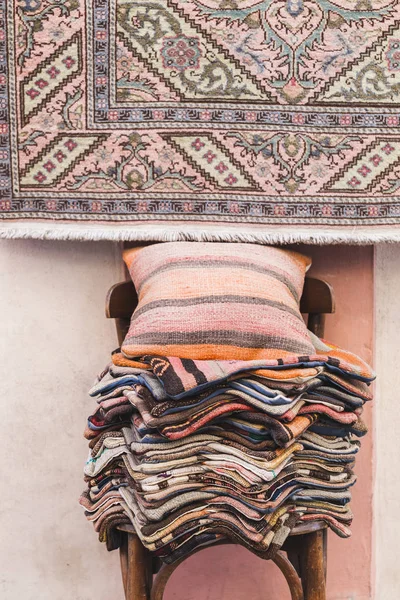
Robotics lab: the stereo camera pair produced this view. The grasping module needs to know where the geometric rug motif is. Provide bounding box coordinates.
[1,0,400,240]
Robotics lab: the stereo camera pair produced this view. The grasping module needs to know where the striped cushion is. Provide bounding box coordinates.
[122,242,314,361]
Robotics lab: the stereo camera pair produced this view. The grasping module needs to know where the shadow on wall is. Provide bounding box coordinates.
[165,245,374,600]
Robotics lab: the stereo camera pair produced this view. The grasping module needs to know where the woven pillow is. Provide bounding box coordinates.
[121,242,314,361]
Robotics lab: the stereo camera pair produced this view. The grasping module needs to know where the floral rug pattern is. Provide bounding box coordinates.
[1,0,400,237]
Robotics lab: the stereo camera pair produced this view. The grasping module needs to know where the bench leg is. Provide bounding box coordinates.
[120,534,129,597]
[300,531,326,600]
[120,533,152,600]
[273,551,304,600]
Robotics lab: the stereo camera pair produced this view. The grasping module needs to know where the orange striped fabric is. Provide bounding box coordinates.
[122,242,313,361]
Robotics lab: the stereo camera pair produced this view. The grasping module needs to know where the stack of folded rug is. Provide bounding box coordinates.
[80,242,374,563]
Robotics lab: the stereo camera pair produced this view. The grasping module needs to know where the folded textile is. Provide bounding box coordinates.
[141,336,374,400]
[81,330,373,559]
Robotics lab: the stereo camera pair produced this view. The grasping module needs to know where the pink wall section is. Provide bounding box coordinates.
[165,246,374,600]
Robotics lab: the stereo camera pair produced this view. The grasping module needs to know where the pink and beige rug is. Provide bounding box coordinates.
[1,0,400,242]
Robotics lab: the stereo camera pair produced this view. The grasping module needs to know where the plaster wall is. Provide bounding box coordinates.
[374,244,400,600]
[0,239,125,600]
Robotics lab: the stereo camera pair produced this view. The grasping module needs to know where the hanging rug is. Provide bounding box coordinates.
[1,0,400,242]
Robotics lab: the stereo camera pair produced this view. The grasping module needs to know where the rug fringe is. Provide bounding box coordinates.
[1,221,400,244]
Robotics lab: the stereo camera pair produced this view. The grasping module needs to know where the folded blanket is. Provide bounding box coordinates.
[81,325,373,563]
[141,336,374,400]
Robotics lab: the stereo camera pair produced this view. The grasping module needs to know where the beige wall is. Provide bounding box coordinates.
[0,239,125,600]
[374,245,400,599]
[0,239,387,599]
